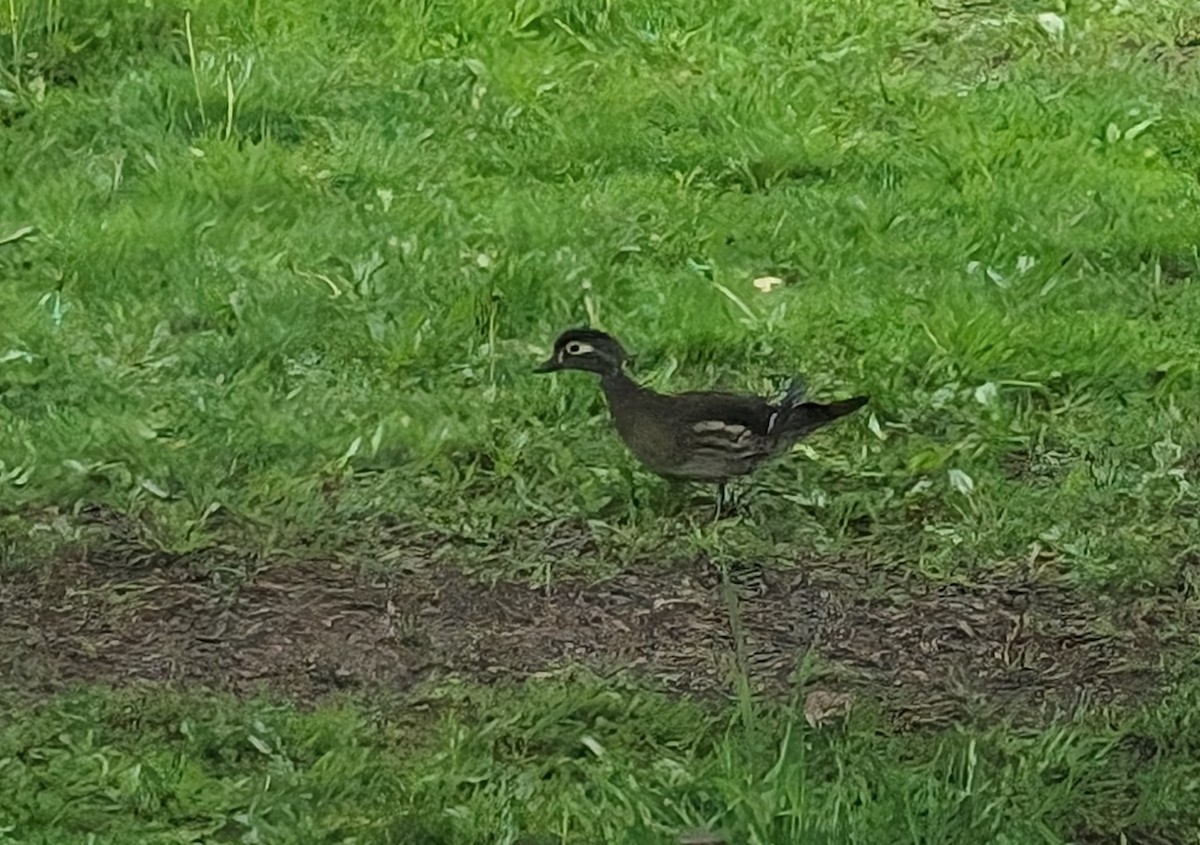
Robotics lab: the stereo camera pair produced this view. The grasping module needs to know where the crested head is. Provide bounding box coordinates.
[534,327,628,377]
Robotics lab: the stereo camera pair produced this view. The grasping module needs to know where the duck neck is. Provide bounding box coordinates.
[599,368,644,406]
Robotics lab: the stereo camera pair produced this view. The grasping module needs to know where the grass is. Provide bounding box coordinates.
[0,0,1196,580]
[3,680,1200,845]
[2,0,1200,841]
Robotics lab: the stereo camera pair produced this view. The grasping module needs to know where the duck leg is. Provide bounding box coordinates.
[713,482,726,521]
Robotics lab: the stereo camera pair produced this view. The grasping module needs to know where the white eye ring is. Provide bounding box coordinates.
[565,341,584,355]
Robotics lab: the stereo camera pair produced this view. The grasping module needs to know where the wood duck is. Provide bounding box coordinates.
[535,328,868,517]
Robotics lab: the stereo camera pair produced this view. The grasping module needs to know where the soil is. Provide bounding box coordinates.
[2,523,1193,727]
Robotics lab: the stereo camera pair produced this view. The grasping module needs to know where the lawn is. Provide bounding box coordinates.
[1,0,1199,842]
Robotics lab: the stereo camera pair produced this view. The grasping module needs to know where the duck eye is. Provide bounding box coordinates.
[565,342,584,355]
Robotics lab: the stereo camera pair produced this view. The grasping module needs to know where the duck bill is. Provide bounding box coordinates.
[533,357,561,373]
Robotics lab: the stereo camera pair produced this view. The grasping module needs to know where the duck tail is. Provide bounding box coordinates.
[776,395,868,438]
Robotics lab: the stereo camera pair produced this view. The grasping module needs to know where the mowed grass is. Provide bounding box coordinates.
[3,1,1200,842]
[0,0,1196,581]
[3,680,1200,845]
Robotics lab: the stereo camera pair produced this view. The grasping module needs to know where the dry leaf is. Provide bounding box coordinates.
[804,690,855,728]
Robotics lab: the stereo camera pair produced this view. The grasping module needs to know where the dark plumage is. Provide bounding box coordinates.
[535,328,868,516]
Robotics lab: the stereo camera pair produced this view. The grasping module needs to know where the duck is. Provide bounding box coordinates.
[535,328,867,517]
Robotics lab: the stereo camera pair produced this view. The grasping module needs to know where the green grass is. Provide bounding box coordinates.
[3,680,1200,845]
[3,0,1200,841]
[1,0,1196,580]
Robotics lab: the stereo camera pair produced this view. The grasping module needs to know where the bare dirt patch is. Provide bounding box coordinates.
[1,536,1190,726]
